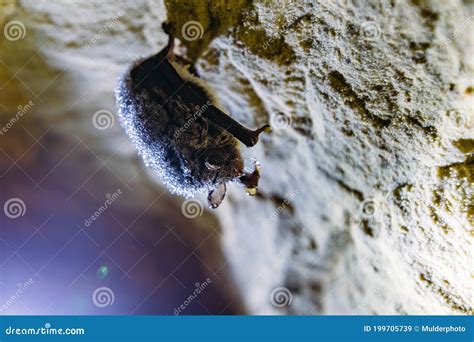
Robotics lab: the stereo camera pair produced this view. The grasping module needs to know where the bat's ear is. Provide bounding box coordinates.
[207,182,227,209]
[162,21,174,35]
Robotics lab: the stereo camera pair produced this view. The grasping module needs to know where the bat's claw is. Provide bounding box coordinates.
[239,160,261,195]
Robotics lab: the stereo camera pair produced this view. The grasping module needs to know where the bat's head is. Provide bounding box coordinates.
[205,153,263,209]
[201,145,244,208]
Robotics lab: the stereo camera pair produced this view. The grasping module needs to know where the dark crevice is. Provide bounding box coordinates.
[361,220,374,237]
[404,115,438,139]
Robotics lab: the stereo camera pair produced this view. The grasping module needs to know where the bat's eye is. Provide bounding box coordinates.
[205,160,220,170]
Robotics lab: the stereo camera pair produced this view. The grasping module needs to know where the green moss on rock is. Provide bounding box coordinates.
[164,0,295,65]
[453,139,474,154]
[164,0,251,61]
[437,156,474,225]
[437,155,474,183]
[235,26,295,65]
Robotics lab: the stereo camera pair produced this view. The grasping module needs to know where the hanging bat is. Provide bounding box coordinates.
[115,22,270,208]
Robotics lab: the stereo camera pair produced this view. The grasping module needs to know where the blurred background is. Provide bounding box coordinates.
[0,0,242,315]
[1,0,473,315]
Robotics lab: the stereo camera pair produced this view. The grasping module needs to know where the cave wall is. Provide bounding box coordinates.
[2,0,472,315]
[165,0,473,314]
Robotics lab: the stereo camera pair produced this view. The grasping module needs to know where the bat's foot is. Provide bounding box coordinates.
[239,160,262,196]
[162,21,199,76]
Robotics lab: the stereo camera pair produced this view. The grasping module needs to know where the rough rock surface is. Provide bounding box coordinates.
[2,0,472,315]
[166,0,473,314]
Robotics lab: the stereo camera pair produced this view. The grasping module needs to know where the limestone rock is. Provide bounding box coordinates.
[166,0,473,314]
[2,0,472,315]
